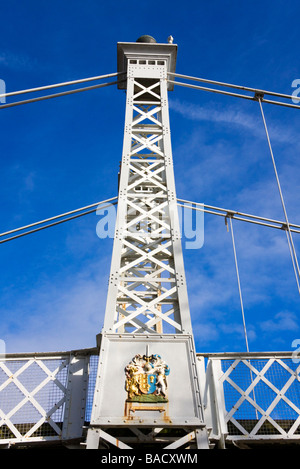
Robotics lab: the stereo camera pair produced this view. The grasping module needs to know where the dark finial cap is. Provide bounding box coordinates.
[136,35,157,44]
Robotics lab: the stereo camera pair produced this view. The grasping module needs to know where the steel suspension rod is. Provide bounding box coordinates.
[258,98,300,293]
[0,72,125,99]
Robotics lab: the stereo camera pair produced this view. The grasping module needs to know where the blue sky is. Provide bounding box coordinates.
[0,0,299,354]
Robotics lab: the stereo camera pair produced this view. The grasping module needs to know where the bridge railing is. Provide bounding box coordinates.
[0,348,96,446]
[200,352,300,447]
[1,349,300,447]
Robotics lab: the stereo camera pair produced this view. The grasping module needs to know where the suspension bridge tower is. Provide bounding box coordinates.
[86,35,209,450]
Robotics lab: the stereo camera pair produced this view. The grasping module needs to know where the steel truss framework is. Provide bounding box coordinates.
[86,45,208,449]
[102,77,192,336]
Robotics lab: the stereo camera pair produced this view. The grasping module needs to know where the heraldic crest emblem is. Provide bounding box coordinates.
[125,350,170,403]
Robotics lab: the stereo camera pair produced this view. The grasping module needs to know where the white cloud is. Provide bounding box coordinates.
[259,311,299,333]
[1,259,109,353]
[0,51,37,71]
[169,98,298,145]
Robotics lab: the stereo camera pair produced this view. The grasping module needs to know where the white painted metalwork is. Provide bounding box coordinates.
[0,351,92,446]
[2,350,300,448]
[2,196,299,248]
[101,41,192,336]
[0,77,125,110]
[168,71,300,102]
[205,353,300,447]
[86,39,209,449]
[177,199,300,234]
[0,72,124,100]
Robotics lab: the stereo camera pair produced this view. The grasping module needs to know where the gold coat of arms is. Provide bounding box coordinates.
[125,352,170,403]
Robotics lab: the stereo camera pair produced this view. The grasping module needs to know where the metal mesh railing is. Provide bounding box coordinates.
[0,356,69,443]
[216,355,300,440]
[85,355,99,423]
[2,349,300,447]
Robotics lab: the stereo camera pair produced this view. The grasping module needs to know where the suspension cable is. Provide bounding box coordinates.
[226,215,259,417]
[168,72,300,102]
[179,200,300,294]
[0,80,124,110]
[0,72,125,99]
[177,199,300,234]
[167,72,300,109]
[258,98,300,293]
[226,216,250,352]
[285,230,300,294]
[2,195,299,246]
[0,197,118,244]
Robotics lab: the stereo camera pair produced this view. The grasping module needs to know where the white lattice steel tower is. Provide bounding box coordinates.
[86,36,209,450]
